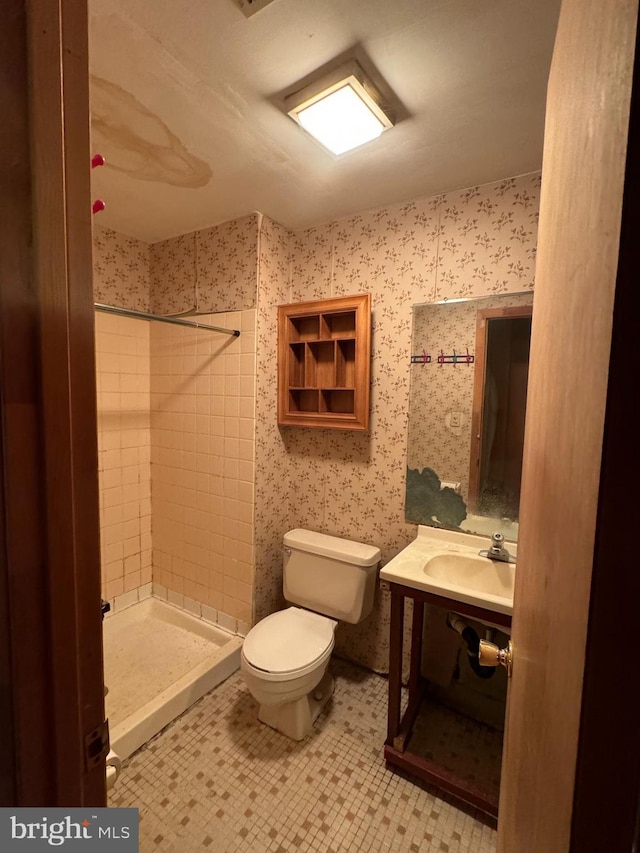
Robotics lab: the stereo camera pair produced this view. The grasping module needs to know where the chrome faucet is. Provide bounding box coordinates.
[479,532,516,563]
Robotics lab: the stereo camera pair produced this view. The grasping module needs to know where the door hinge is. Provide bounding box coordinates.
[84,719,110,770]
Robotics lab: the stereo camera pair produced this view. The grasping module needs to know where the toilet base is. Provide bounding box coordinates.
[258,671,334,741]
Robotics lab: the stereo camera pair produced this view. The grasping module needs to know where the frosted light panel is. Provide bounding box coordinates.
[297,85,385,155]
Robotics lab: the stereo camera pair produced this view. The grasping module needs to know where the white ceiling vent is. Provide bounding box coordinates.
[235,0,279,17]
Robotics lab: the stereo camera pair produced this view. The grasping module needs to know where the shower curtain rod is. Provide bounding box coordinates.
[94,303,240,336]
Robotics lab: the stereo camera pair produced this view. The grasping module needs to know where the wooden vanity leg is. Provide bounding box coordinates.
[387,585,404,745]
[389,596,428,751]
[408,597,424,698]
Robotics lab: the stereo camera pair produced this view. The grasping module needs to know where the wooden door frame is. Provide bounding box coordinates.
[497,1,639,850]
[0,0,105,806]
[569,16,640,848]
[468,304,533,514]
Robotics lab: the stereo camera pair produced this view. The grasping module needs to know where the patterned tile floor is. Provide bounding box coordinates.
[110,658,498,852]
[409,702,503,806]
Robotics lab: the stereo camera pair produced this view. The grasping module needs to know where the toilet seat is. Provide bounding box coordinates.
[242,607,336,682]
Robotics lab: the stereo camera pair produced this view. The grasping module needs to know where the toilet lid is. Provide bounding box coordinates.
[242,607,335,674]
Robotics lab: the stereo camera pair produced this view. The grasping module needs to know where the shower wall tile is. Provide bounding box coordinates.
[113,589,139,613]
[150,309,256,627]
[94,220,259,628]
[95,312,152,605]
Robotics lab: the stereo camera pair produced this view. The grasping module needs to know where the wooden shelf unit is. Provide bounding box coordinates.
[277,294,371,430]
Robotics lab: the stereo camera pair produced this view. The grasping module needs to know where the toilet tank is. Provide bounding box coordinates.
[283,529,381,624]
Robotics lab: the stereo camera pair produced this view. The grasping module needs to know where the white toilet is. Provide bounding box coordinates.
[241,528,381,741]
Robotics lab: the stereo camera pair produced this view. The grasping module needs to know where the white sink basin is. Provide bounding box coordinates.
[380,526,516,616]
[423,554,515,601]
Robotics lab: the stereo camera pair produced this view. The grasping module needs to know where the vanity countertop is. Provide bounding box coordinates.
[381,525,516,616]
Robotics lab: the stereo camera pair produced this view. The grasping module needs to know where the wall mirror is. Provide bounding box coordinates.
[405,291,534,541]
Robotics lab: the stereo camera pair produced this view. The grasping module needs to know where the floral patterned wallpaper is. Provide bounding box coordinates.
[290,226,334,302]
[252,172,540,672]
[96,216,260,318]
[149,232,197,315]
[150,216,259,316]
[407,292,534,504]
[253,216,295,622]
[196,214,259,313]
[93,225,150,311]
[436,177,539,299]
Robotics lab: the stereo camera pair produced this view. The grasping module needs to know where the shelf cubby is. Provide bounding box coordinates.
[289,389,319,413]
[308,341,336,387]
[288,315,319,341]
[278,294,371,430]
[320,389,355,414]
[321,310,357,339]
[336,339,356,388]
[288,343,305,387]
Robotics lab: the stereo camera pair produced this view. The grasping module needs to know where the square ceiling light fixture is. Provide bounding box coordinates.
[285,62,394,156]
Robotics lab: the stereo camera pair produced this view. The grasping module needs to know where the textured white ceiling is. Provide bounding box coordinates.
[89,0,560,243]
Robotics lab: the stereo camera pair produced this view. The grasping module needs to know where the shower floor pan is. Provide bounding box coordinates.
[103,597,242,759]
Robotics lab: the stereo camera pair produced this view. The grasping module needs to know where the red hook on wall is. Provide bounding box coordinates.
[92,153,105,214]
